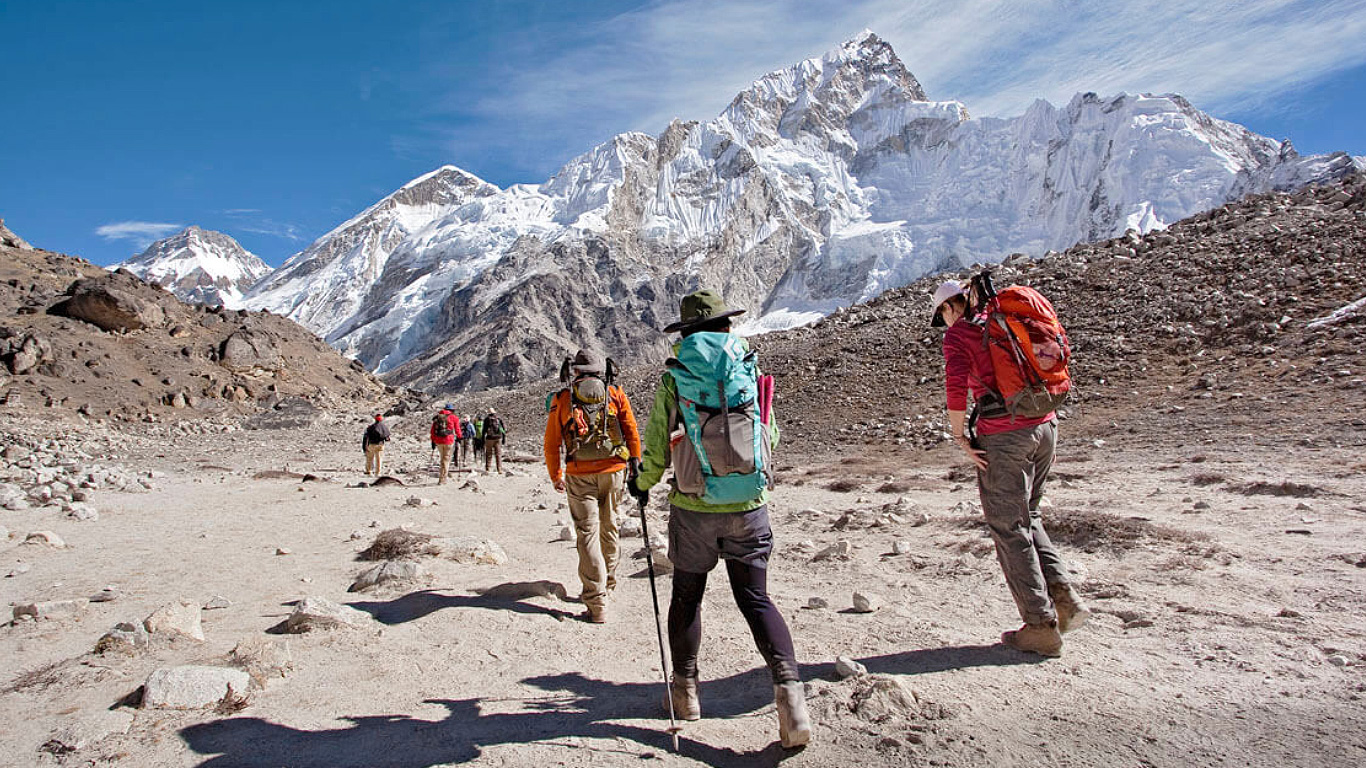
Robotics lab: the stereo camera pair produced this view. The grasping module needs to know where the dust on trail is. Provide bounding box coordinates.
[2,408,1364,768]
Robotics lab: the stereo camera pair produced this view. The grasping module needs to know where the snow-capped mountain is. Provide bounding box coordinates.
[243,31,1363,393]
[115,226,272,309]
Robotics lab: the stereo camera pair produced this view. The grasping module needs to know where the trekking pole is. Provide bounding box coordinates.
[636,492,681,752]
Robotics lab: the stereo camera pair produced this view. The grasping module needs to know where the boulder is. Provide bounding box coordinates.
[229,636,293,685]
[835,655,868,678]
[433,536,510,565]
[282,596,370,633]
[0,218,33,249]
[49,279,165,331]
[23,530,65,547]
[349,559,425,592]
[852,591,883,613]
[219,330,282,372]
[141,665,251,710]
[850,675,924,723]
[143,599,205,642]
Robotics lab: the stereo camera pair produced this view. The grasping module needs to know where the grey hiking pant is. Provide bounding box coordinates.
[976,420,1070,625]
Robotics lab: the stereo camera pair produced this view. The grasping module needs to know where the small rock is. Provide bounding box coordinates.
[812,540,852,561]
[432,537,511,565]
[282,596,370,633]
[619,517,643,538]
[1327,654,1350,667]
[559,526,574,542]
[141,665,251,710]
[13,599,86,622]
[23,530,65,548]
[807,597,829,609]
[67,502,99,521]
[143,599,205,641]
[275,547,292,556]
[1192,501,1211,510]
[405,496,436,507]
[892,540,911,555]
[835,655,868,678]
[852,592,883,613]
[203,596,232,610]
[89,587,120,603]
[1123,618,1155,630]
[6,563,32,578]
[229,636,293,685]
[94,621,151,654]
[368,519,382,528]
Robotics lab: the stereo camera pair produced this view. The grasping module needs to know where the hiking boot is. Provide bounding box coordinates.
[1002,621,1063,657]
[584,605,607,624]
[1049,582,1091,634]
[774,681,812,748]
[667,674,700,721]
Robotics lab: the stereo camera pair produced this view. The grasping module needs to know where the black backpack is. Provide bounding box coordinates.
[483,415,504,438]
[432,414,452,439]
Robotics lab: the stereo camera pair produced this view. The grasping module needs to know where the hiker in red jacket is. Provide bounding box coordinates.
[932,278,1089,658]
[430,407,461,485]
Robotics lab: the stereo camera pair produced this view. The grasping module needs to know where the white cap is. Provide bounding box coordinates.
[929,280,966,327]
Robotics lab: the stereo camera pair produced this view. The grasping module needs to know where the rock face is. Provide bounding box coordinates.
[141,666,250,710]
[243,32,1361,394]
[114,226,272,309]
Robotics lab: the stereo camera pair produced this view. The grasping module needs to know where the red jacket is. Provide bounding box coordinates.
[429,411,461,445]
[943,318,1053,436]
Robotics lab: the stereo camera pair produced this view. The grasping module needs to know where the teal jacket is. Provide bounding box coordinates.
[635,337,779,513]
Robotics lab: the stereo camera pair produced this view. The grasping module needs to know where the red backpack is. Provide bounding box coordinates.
[969,271,1071,420]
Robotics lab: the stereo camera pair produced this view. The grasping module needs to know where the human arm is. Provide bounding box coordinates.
[943,328,988,469]
[633,374,676,492]
[544,394,566,490]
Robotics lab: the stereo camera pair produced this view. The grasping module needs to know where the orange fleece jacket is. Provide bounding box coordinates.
[543,385,641,484]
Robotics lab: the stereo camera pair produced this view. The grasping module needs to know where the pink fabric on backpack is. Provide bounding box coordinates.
[758,374,775,425]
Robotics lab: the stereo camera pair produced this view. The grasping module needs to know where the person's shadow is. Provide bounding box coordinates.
[179,643,1043,766]
[346,584,577,625]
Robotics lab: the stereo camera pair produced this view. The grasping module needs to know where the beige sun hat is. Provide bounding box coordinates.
[929,280,966,328]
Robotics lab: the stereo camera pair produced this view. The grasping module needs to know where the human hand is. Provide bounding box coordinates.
[553,479,566,492]
[627,457,641,480]
[955,435,988,470]
[627,476,649,506]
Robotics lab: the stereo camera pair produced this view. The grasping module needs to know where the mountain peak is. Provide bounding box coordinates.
[116,227,271,309]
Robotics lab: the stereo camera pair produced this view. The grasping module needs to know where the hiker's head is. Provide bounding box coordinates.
[664,289,745,335]
[373,414,383,421]
[930,280,968,328]
[570,348,605,377]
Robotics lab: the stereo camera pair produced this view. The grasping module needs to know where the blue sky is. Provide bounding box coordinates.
[2,0,1364,268]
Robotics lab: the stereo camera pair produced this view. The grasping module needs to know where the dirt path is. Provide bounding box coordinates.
[2,412,1365,767]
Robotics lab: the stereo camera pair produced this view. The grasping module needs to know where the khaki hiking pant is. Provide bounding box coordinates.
[437,443,453,484]
[365,444,384,475]
[976,420,1070,625]
[484,438,503,473]
[566,471,623,611]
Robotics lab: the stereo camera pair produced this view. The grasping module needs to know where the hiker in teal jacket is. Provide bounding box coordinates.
[628,289,811,749]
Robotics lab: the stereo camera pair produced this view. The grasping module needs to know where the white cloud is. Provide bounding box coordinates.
[95,221,183,249]
[418,0,1366,177]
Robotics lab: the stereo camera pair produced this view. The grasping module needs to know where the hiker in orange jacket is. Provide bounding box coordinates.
[543,349,641,623]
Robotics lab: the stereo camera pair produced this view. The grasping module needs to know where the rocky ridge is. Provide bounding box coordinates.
[0,244,395,426]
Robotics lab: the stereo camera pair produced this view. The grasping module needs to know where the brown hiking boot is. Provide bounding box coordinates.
[1002,621,1063,657]
[667,674,700,721]
[583,604,607,624]
[1049,583,1091,634]
[774,681,812,748]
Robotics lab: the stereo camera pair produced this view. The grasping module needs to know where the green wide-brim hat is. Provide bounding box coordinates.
[663,289,746,333]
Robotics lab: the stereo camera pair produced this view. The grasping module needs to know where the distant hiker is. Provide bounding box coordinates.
[362,414,389,476]
[473,416,485,463]
[460,415,476,467]
[443,403,465,468]
[628,289,811,749]
[430,407,461,484]
[483,409,507,473]
[931,273,1089,659]
[544,349,642,623]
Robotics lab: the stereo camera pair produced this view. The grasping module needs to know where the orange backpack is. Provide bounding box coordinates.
[970,272,1072,420]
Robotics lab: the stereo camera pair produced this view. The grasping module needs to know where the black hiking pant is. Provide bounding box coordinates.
[668,560,800,684]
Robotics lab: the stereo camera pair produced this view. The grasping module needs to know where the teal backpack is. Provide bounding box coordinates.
[667,332,771,505]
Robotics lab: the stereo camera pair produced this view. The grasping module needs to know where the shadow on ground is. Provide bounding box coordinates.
[346,586,577,624]
[180,645,1043,766]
